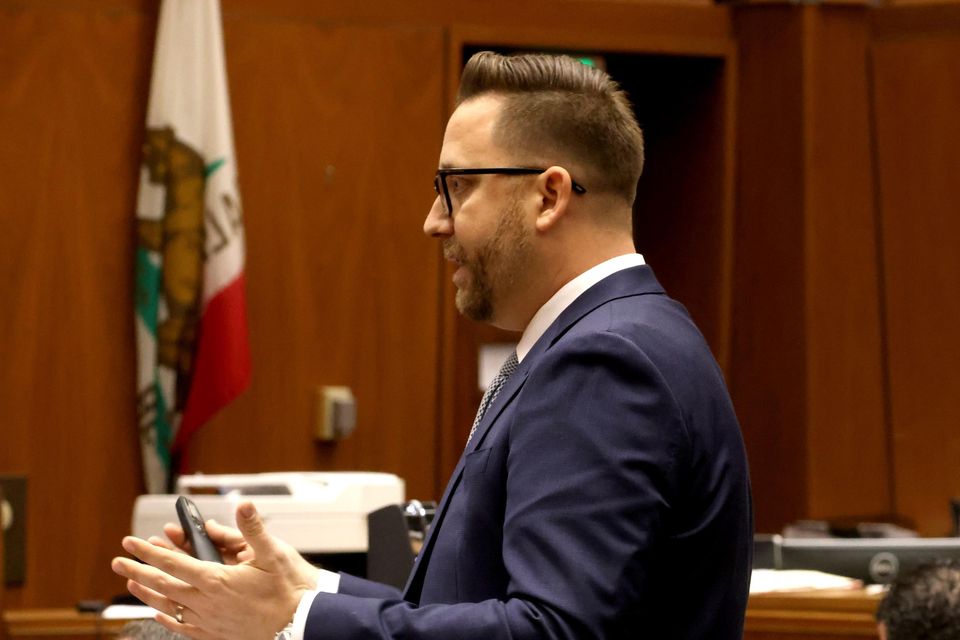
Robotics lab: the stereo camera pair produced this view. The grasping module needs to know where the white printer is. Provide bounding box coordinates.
[132,472,405,554]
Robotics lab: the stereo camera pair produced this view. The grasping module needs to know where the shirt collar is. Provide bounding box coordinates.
[516,253,646,362]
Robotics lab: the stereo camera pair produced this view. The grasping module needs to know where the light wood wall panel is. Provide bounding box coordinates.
[186,15,446,503]
[801,7,889,522]
[732,5,890,533]
[0,2,153,608]
[0,0,445,608]
[731,6,811,532]
[871,8,960,535]
[733,2,960,535]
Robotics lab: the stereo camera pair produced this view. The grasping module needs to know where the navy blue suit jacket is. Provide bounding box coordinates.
[306,266,752,638]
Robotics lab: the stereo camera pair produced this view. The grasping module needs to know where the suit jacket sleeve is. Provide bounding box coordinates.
[304,330,686,639]
[337,573,404,600]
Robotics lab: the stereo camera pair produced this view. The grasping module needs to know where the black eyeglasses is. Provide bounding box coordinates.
[433,167,587,217]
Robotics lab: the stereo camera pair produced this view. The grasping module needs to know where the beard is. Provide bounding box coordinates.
[444,198,532,323]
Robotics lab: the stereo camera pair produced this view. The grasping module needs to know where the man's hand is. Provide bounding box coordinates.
[112,502,321,640]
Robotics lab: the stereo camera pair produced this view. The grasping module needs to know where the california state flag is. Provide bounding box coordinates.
[135,0,251,493]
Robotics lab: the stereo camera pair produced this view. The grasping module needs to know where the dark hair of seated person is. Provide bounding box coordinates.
[876,558,960,640]
[116,620,190,640]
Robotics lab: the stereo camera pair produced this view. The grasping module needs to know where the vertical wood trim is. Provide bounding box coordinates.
[800,4,819,520]
[718,46,739,374]
[801,6,891,520]
[731,5,810,532]
[865,41,899,520]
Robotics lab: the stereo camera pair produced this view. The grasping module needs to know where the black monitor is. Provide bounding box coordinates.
[752,533,779,570]
[778,537,960,584]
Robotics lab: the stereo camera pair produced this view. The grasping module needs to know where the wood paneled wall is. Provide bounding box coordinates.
[733,1,960,536]
[2,0,958,613]
[871,6,960,535]
[732,6,812,532]
[0,1,156,608]
[732,4,891,533]
[800,5,889,528]
[0,0,448,608]
[0,0,737,610]
[186,17,446,496]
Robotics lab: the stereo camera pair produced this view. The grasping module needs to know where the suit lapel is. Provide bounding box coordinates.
[537,265,664,353]
[466,266,663,452]
[402,363,531,602]
[402,265,664,602]
[402,454,464,601]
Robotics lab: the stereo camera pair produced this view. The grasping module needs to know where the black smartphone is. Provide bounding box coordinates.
[175,496,224,563]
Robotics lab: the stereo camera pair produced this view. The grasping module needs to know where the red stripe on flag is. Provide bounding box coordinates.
[173,272,252,459]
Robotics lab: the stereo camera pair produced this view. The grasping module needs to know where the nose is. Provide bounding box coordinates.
[423,197,453,238]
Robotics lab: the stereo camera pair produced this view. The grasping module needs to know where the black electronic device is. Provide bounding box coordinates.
[366,500,437,589]
[175,496,224,563]
[752,533,779,570]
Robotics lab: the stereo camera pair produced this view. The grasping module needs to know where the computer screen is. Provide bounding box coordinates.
[778,537,960,584]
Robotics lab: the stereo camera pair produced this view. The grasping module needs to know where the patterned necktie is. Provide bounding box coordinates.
[466,351,519,446]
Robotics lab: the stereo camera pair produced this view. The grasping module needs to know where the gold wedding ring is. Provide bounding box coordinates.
[175,604,185,624]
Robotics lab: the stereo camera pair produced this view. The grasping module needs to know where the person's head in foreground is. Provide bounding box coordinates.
[876,558,960,640]
[117,619,190,640]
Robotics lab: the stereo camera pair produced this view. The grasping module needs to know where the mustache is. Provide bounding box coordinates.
[443,240,465,263]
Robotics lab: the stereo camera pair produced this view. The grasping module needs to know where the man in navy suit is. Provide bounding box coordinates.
[114,51,752,639]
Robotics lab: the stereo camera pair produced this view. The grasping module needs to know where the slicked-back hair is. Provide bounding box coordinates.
[457,51,644,205]
[876,559,960,640]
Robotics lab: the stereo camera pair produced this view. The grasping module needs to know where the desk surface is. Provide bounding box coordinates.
[746,589,882,639]
[3,609,126,639]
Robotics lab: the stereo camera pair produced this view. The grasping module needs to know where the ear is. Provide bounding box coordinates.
[534,166,574,233]
[877,622,888,640]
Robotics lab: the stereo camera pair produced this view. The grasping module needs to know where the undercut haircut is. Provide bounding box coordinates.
[457,51,644,205]
[876,559,960,640]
